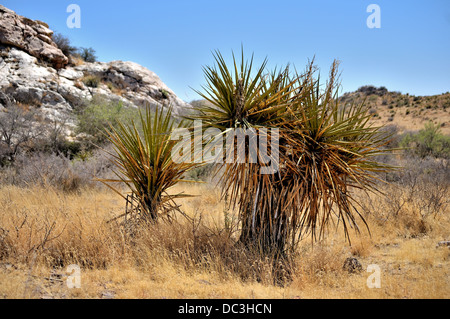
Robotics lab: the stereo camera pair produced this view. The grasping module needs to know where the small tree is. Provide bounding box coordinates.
[0,104,42,164]
[78,47,97,63]
[52,33,78,57]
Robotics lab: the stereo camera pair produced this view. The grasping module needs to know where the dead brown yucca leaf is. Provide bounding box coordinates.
[190,50,394,256]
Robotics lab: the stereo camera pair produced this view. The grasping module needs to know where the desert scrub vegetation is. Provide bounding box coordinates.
[0,99,128,192]
[77,47,97,63]
[52,33,78,58]
[0,149,115,193]
[75,95,141,148]
[0,49,448,298]
[0,103,84,163]
[0,181,448,299]
[52,33,97,64]
[0,93,158,194]
[0,103,41,164]
[0,99,448,296]
[360,155,449,238]
[399,122,450,159]
[81,75,101,88]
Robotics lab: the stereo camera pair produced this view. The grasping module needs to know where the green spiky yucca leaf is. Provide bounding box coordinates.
[101,105,199,221]
[190,50,303,131]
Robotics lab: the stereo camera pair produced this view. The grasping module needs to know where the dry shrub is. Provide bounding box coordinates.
[0,187,118,268]
[120,213,294,285]
[0,180,448,298]
[293,242,349,288]
[360,156,449,238]
[349,238,373,258]
[0,226,12,260]
[17,153,85,192]
[81,75,100,88]
[0,149,115,192]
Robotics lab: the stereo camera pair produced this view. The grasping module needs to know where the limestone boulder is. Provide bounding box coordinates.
[0,4,68,69]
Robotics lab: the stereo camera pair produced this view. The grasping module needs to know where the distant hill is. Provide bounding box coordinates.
[192,86,450,135]
[339,85,450,135]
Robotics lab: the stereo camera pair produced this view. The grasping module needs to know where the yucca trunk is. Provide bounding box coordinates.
[139,193,160,221]
[239,191,289,256]
[234,164,291,256]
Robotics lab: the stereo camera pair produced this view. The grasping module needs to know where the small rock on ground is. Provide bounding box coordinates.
[343,257,363,273]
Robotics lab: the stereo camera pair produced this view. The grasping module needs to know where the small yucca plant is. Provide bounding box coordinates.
[191,50,394,256]
[101,105,198,222]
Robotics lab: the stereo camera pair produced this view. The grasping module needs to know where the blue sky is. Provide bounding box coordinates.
[3,0,450,102]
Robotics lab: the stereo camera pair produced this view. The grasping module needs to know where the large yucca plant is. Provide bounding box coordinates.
[191,50,393,256]
[101,105,198,221]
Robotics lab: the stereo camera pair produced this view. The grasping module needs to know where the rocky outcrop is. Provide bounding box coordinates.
[0,47,72,122]
[0,5,68,69]
[0,46,190,114]
[73,60,190,113]
[0,5,191,135]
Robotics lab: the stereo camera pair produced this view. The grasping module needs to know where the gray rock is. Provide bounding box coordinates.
[101,290,116,299]
[436,241,450,248]
[58,68,83,80]
[75,60,191,114]
[343,257,363,273]
[12,86,44,105]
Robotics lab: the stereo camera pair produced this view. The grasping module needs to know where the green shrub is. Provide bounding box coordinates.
[400,122,450,158]
[106,82,115,91]
[184,164,215,181]
[82,75,100,88]
[76,96,141,147]
[78,47,97,63]
[159,89,170,99]
[52,34,97,64]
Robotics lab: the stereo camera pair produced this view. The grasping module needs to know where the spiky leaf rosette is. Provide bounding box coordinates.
[101,105,199,221]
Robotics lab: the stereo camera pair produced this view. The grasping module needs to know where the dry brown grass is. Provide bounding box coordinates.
[0,182,448,299]
[70,55,85,67]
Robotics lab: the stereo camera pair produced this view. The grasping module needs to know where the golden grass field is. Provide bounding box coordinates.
[0,180,448,299]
